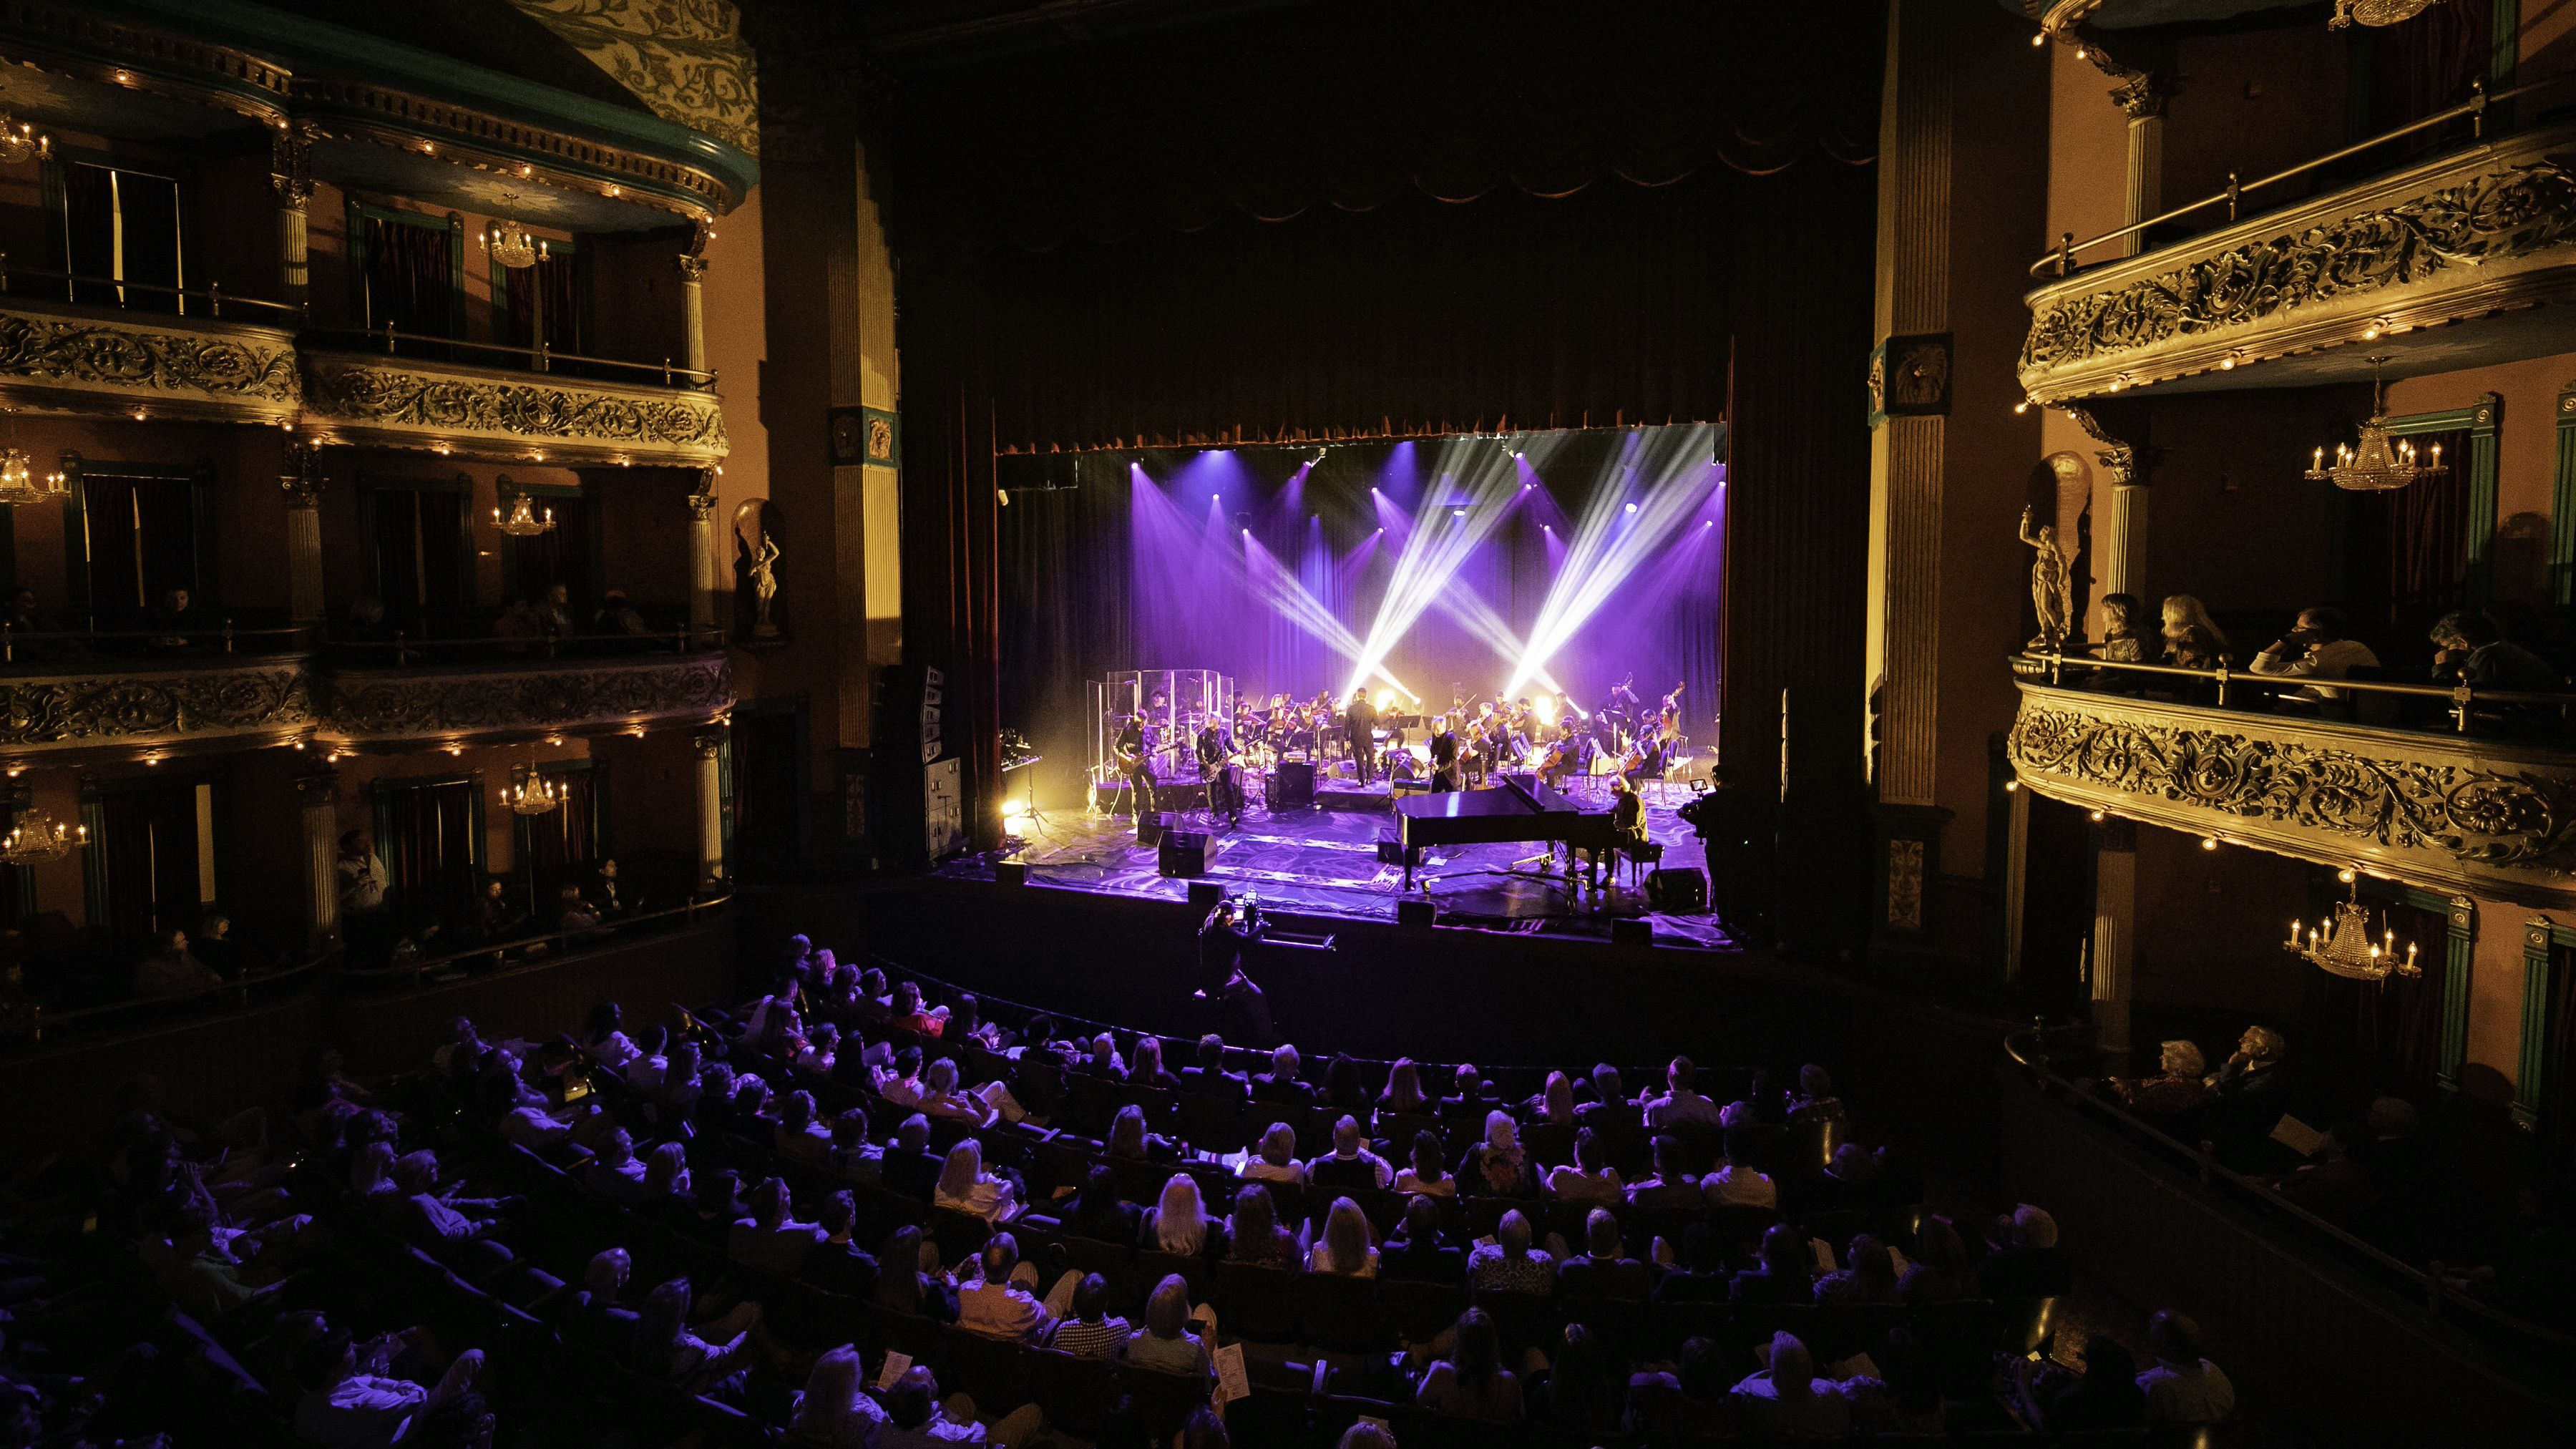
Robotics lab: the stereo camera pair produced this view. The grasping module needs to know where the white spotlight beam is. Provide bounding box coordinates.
[1240,536,1415,701]
[1428,586,1562,699]
[1344,436,1526,698]
[1508,427,1718,696]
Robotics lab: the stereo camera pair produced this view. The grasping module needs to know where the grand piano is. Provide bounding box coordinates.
[1393,773,1617,891]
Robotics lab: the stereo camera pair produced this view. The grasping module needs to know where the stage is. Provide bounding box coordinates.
[952,778,1737,950]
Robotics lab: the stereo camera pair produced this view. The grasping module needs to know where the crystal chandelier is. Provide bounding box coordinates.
[502,766,565,816]
[2284,879,2419,982]
[2331,1,2439,30]
[493,494,555,537]
[0,116,46,167]
[0,813,86,865]
[0,450,65,509]
[2305,371,2446,492]
[481,195,548,271]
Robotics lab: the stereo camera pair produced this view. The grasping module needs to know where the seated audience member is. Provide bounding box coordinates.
[563,1248,640,1352]
[773,1091,833,1163]
[1531,1322,1619,1435]
[957,1233,1051,1343]
[1733,1224,1815,1304]
[1380,1058,1431,1116]
[1395,1129,1454,1196]
[878,1362,1040,1449]
[914,1058,997,1129]
[1307,1115,1394,1191]
[1415,1307,1521,1422]
[2137,1311,2235,1426]
[2205,1025,2289,1116]
[134,929,224,999]
[889,980,946,1036]
[2160,594,2231,670]
[1121,1274,1211,1376]
[291,1326,486,1449]
[1523,1070,1577,1128]
[682,1169,748,1242]
[1466,1209,1555,1294]
[2429,608,2563,703]
[1143,1174,1226,1262]
[1306,1196,1377,1277]
[1225,1182,1302,1272]
[386,1151,510,1267]
[1626,1335,1731,1437]
[808,1192,880,1298]
[1730,1332,1858,1439]
[2270,1121,2383,1225]
[1253,1044,1314,1108]
[582,1128,651,1207]
[1107,1103,1173,1163]
[1084,1032,1127,1080]
[1445,1061,1499,1113]
[1899,1217,1974,1304]
[1628,1135,1702,1211]
[1062,1163,1142,1244]
[1645,1056,1724,1130]
[1704,1125,1780,1210]
[1180,1034,1250,1106]
[1575,1063,1634,1126]
[873,1047,928,1109]
[1543,1128,1624,1205]
[1814,1232,1902,1306]
[877,1224,957,1323]
[1049,1273,1130,1359]
[788,1345,887,1448]
[1979,1204,2073,1300]
[824,1111,882,1185]
[1322,1054,1370,1113]
[1380,1194,1464,1282]
[1460,1111,1535,1196]
[2015,1337,2146,1434]
[632,1277,761,1396]
[2112,1040,2211,1123]
[882,1116,943,1201]
[1797,1141,1880,1219]
[1787,1064,1847,1126]
[730,1176,824,1277]
[933,1138,1020,1222]
[1557,1207,1652,1299]
[1128,1035,1181,1092]
[2248,605,2379,704]
[1652,1221,1732,1304]
[582,1002,640,1068]
[1241,1123,1307,1186]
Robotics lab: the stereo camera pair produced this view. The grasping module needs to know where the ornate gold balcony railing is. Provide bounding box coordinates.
[2007,660,2576,909]
[0,279,301,426]
[298,341,728,468]
[318,648,733,749]
[2017,99,2576,405]
[0,648,316,761]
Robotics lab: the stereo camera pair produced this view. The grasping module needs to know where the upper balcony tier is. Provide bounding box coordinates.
[2007,655,2576,909]
[2019,101,2576,405]
[317,637,733,751]
[0,629,316,761]
[0,286,301,426]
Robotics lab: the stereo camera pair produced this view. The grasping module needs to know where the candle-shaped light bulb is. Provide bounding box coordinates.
[2288,919,2301,947]
[2408,943,2419,966]
[2313,447,2324,469]
[2431,441,2442,464]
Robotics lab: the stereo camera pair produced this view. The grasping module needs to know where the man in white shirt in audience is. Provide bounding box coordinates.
[957,1234,1052,1344]
[2248,606,2379,704]
[1645,1057,1724,1130]
[2137,1311,2235,1426]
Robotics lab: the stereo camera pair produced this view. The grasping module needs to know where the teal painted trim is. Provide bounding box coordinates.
[79,0,758,202]
[2552,380,2576,608]
[2516,917,2552,1128]
[2384,394,2503,605]
[2441,898,2474,1093]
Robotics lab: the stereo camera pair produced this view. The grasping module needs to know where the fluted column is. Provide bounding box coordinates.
[676,253,708,379]
[688,482,721,644]
[2002,780,2031,982]
[2100,477,2149,606]
[2091,818,2137,1058]
[692,728,726,887]
[296,767,341,949]
[270,125,315,309]
[280,444,325,623]
[2116,77,2167,259]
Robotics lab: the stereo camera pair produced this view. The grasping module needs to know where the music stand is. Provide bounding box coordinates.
[1000,741,1048,834]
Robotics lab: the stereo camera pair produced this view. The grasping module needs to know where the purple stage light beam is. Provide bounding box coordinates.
[1343,434,1527,700]
[1508,424,1722,696]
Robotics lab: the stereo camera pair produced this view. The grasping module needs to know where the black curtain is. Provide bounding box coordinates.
[521,769,600,903]
[364,216,457,338]
[81,476,197,628]
[502,250,585,359]
[377,780,477,933]
[63,165,181,312]
[371,489,465,638]
[730,711,800,874]
[509,495,590,608]
[2340,425,2470,668]
[2375,0,2492,150]
[94,786,199,948]
[2311,898,2445,1100]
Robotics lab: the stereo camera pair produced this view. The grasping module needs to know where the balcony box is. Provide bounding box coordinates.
[299,349,727,467]
[0,296,299,426]
[0,655,316,759]
[320,650,733,747]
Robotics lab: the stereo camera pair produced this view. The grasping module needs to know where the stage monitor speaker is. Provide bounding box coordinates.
[1646,866,1709,914]
[1137,811,1165,848]
[1611,918,1654,947]
[995,859,1028,887]
[1159,830,1211,877]
[1395,897,1435,927]
[1273,760,1316,809]
[1187,880,1224,907]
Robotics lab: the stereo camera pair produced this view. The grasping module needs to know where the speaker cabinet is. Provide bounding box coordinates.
[1272,760,1316,809]
[1646,866,1709,914]
[1187,880,1224,907]
[1159,829,1211,877]
[994,859,1028,887]
[1396,898,1435,927]
[1611,918,1654,947]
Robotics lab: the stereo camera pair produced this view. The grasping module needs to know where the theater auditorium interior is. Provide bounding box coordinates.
[1,0,2573,1444]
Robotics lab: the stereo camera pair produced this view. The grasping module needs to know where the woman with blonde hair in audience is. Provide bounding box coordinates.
[1106,1103,1169,1162]
[2160,595,2231,670]
[932,1138,1019,1222]
[1143,1173,1226,1261]
[640,1140,692,1207]
[1130,1035,1180,1092]
[786,1344,884,1448]
[1379,1058,1430,1115]
[1121,1274,1211,1376]
[1461,1109,1533,1195]
[1307,1196,1379,1277]
[1240,1123,1306,1186]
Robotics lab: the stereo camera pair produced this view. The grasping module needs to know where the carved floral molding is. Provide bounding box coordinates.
[301,354,728,466]
[0,304,301,421]
[2019,123,2576,401]
[0,662,315,753]
[2009,684,2576,907]
[322,654,733,741]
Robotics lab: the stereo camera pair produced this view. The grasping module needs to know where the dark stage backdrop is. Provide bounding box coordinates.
[894,0,1883,871]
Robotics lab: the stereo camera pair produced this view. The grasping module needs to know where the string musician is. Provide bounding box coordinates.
[1196,721,1246,828]
[1112,713,1157,819]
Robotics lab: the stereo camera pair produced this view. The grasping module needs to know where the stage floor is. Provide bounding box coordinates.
[952,784,1737,950]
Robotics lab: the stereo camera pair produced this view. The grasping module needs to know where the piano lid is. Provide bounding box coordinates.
[1394,774,1586,819]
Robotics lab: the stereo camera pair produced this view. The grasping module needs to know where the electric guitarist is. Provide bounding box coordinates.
[1113,714,1157,820]
[1196,722,1246,828]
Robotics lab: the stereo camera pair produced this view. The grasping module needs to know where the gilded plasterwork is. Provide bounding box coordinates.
[324,656,733,739]
[2022,162,2576,375]
[509,0,759,156]
[0,665,314,749]
[300,357,727,460]
[0,308,301,411]
[2009,693,2576,879]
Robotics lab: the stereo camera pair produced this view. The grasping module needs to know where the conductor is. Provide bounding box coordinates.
[1344,687,1380,784]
